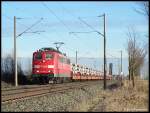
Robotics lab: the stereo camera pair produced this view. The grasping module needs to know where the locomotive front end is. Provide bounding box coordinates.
[32,50,55,83]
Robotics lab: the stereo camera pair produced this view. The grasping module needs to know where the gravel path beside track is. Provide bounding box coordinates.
[2,80,117,112]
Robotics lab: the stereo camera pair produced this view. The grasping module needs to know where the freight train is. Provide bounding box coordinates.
[32,47,112,84]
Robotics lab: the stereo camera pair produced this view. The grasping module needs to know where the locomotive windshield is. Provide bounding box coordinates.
[34,52,42,60]
[46,53,53,60]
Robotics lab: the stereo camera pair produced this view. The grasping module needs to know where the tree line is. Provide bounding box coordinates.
[1,53,32,85]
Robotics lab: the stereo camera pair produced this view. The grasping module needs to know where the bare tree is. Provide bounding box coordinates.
[135,1,149,18]
[2,54,15,83]
[134,1,149,80]
[126,27,147,87]
[2,53,25,84]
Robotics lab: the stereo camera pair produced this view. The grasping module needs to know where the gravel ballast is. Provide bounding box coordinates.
[2,81,107,112]
[2,80,148,112]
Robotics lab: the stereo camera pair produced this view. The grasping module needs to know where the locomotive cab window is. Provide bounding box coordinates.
[59,57,64,63]
[46,53,53,59]
[34,53,42,60]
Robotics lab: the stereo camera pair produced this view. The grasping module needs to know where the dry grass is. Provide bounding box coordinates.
[104,80,149,111]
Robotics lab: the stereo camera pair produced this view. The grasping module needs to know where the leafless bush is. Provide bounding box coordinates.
[2,54,15,84]
[1,54,28,85]
[135,1,149,18]
[126,27,147,87]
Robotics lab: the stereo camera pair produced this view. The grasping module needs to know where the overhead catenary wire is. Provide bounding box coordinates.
[79,16,100,18]
[41,2,91,53]
[2,14,29,28]
[16,18,43,38]
[42,2,95,43]
[78,17,104,37]
[59,3,102,33]
[64,45,77,52]
[59,5,101,59]
[106,53,119,59]
[69,31,96,34]
[59,5,100,58]
[41,2,69,30]
[59,6,100,52]
[106,53,120,75]
[2,14,45,38]
[23,30,45,34]
[59,4,88,30]
[41,2,80,39]
[2,14,13,20]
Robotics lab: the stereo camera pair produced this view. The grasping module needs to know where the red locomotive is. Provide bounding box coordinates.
[32,47,112,84]
[32,47,72,83]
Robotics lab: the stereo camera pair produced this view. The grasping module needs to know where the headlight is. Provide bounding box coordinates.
[34,65,40,68]
[48,65,54,68]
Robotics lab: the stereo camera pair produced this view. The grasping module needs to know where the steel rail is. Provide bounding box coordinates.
[2,81,102,104]
[2,80,118,104]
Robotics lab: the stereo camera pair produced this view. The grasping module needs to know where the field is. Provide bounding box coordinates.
[89,80,149,112]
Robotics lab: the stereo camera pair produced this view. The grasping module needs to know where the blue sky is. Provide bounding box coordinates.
[2,1,148,59]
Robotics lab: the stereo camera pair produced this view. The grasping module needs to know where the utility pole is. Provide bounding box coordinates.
[120,50,123,81]
[76,51,78,64]
[14,16,18,87]
[94,60,96,69]
[69,14,107,89]
[118,58,120,75]
[13,17,43,87]
[120,50,122,73]
[103,13,106,90]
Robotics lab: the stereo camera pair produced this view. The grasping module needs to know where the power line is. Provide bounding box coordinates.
[41,2,80,39]
[41,2,69,29]
[59,4,88,30]
[17,18,43,38]
[2,14,45,28]
[41,2,94,50]
[107,53,119,65]
[2,14,29,28]
[59,4,77,20]
[59,4,101,33]
[78,16,100,18]
[2,14,43,38]
[79,17,96,31]
[24,30,45,34]
[78,17,104,37]
[106,53,120,75]
[39,20,63,39]
[69,31,96,34]
[106,53,119,59]
[63,45,76,52]
[2,14,45,37]
[2,14,12,20]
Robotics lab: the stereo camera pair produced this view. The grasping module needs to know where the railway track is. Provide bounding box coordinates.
[2,80,118,104]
